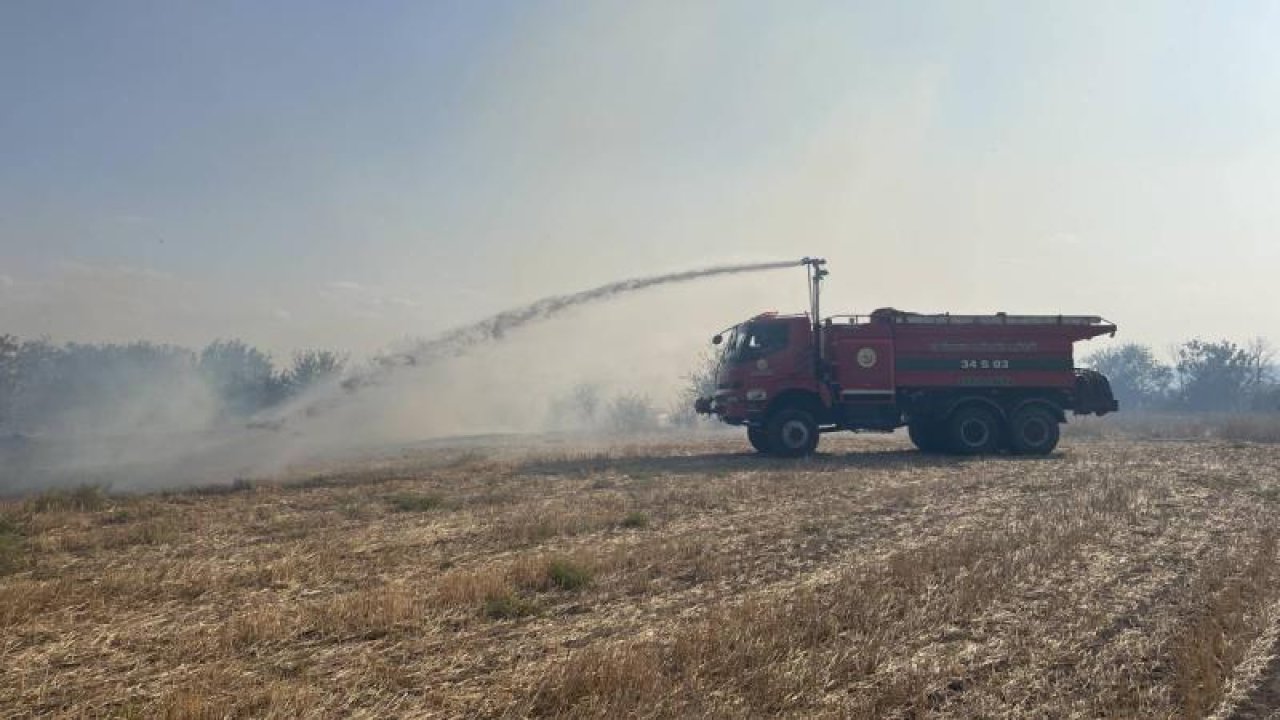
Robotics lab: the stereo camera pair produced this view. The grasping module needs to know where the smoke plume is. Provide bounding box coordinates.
[0,259,802,494]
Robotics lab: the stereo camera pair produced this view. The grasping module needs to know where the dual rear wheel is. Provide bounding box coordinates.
[908,404,1059,455]
[1007,406,1060,455]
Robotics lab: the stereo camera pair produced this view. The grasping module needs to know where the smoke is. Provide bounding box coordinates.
[1,259,801,494]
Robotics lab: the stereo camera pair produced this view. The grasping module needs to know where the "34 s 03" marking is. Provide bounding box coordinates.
[960,359,1010,370]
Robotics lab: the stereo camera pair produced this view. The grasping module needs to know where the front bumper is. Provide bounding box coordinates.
[694,392,761,425]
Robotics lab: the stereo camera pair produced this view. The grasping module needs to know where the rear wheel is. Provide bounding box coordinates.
[1008,406,1060,455]
[948,405,1002,455]
[747,427,771,454]
[766,409,820,458]
[908,419,947,453]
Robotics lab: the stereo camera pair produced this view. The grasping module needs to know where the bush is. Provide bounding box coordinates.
[620,511,649,529]
[184,477,256,496]
[387,493,445,512]
[1066,412,1280,444]
[0,515,25,575]
[547,558,593,591]
[26,484,107,513]
[1220,415,1280,444]
[1252,385,1280,412]
[669,350,719,427]
[483,591,540,619]
[547,383,602,430]
[605,393,658,434]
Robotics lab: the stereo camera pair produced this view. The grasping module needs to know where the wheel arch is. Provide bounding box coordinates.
[1009,397,1066,423]
[941,395,1006,422]
[764,389,827,422]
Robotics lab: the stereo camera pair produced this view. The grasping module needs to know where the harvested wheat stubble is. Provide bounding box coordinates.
[3,433,1280,718]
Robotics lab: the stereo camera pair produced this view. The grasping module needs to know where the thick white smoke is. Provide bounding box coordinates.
[1,260,802,494]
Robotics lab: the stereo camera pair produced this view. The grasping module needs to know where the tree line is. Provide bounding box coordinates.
[1085,339,1278,412]
[0,334,344,435]
[2,332,1275,436]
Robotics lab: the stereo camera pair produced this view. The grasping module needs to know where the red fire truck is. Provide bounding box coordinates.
[694,258,1118,456]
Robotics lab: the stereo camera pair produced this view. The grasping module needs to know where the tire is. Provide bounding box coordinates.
[947,405,1002,455]
[747,427,771,454]
[1008,406,1060,455]
[908,420,947,453]
[765,409,820,458]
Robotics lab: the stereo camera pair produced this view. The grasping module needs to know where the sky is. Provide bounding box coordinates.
[2,0,1279,364]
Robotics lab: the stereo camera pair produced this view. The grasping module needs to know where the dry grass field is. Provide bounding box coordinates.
[4,431,1280,718]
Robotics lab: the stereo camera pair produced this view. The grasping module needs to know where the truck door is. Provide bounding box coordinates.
[833,335,895,401]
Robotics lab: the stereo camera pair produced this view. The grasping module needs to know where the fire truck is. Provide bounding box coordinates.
[694,258,1118,456]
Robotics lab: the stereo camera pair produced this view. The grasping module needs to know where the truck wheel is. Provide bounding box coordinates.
[1008,406,1060,455]
[766,409,819,458]
[747,427,771,454]
[948,405,1001,455]
[908,420,947,453]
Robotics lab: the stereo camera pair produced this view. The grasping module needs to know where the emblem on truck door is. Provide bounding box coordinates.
[856,347,878,368]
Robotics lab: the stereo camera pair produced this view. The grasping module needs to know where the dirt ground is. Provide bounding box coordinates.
[4,432,1280,718]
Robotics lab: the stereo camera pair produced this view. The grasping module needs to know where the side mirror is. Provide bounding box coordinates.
[712,334,723,345]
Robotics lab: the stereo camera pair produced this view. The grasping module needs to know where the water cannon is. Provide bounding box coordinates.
[800,256,828,274]
[800,257,829,321]
[801,257,829,367]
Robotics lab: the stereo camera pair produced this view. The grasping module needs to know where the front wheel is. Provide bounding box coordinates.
[747,427,771,454]
[765,409,820,458]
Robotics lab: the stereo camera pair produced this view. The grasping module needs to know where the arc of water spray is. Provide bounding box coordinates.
[273,258,804,425]
[386,258,803,368]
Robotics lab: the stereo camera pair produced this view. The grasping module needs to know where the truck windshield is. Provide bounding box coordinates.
[723,321,790,365]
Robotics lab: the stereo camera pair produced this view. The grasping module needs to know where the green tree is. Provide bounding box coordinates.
[1175,339,1253,411]
[1084,344,1172,410]
[198,339,280,415]
[9,338,63,432]
[1245,338,1275,393]
[285,350,345,395]
[0,334,18,429]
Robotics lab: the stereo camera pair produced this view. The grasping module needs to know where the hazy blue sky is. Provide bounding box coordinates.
[2,1,1278,358]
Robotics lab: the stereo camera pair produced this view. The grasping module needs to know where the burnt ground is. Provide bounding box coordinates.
[3,432,1280,718]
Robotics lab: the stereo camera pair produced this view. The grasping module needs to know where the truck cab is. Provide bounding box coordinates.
[704,314,820,428]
